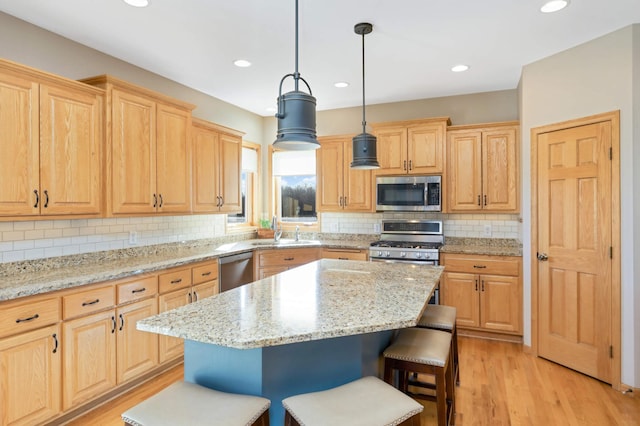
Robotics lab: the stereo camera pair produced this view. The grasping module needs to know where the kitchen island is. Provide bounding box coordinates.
[137,259,443,424]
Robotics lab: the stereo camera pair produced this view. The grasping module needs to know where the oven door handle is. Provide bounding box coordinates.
[370,258,438,265]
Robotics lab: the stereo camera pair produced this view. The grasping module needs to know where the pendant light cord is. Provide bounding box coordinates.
[294,0,299,92]
[361,30,367,134]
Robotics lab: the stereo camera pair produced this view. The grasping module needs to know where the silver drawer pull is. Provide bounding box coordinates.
[16,313,40,323]
[82,299,100,306]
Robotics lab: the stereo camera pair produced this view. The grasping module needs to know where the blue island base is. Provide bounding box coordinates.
[184,330,394,424]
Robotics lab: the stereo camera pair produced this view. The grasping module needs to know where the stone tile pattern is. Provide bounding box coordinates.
[137,259,444,349]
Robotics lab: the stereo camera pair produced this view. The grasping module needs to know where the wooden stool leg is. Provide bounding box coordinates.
[446,349,456,425]
[453,326,460,385]
[436,366,447,426]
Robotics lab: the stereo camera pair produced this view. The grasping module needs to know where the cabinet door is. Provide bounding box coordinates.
[156,103,191,213]
[480,274,521,333]
[442,272,480,328]
[62,310,116,410]
[317,138,344,211]
[0,72,40,216]
[192,281,218,302]
[482,128,518,211]
[447,131,482,212]
[39,84,102,215]
[218,133,242,213]
[158,288,190,363]
[0,325,61,426]
[192,124,220,212]
[111,89,156,215]
[116,298,158,383]
[374,126,407,174]
[407,123,445,174]
[343,141,373,212]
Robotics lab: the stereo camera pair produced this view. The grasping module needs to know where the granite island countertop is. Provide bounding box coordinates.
[137,259,444,349]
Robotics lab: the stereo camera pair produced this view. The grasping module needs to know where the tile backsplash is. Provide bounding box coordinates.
[320,212,521,239]
[1,212,521,263]
[0,215,227,263]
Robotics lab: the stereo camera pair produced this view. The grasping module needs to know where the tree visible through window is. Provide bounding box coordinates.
[272,150,317,224]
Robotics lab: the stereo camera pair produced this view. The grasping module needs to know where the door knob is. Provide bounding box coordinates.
[537,252,548,261]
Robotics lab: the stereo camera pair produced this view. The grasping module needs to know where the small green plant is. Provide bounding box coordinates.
[259,219,271,229]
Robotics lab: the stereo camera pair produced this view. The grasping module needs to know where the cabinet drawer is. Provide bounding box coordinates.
[257,248,320,267]
[63,285,115,319]
[322,248,368,261]
[117,275,158,305]
[192,261,219,285]
[0,297,60,338]
[443,254,520,276]
[159,268,192,293]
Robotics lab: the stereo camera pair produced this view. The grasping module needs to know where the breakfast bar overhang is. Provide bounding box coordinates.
[138,259,443,424]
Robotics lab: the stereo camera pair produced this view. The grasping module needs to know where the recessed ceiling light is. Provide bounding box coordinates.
[540,0,569,13]
[334,82,349,88]
[233,59,252,68]
[123,0,149,7]
[451,64,470,73]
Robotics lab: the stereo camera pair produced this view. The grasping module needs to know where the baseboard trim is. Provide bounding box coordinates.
[458,328,523,343]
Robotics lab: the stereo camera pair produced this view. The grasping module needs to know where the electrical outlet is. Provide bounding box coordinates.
[129,231,138,245]
[330,223,339,232]
[373,223,381,233]
[483,224,492,237]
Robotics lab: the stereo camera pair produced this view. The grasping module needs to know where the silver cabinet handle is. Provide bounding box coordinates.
[537,252,549,261]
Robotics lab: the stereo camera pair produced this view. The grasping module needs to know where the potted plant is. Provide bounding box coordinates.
[257,219,275,239]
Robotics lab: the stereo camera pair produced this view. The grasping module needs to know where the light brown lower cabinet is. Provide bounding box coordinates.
[254,247,321,279]
[441,253,522,335]
[158,260,219,363]
[321,247,368,261]
[0,324,61,426]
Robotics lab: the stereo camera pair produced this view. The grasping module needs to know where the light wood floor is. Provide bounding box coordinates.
[66,337,639,425]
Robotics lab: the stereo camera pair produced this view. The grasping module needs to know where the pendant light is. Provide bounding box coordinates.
[273,0,319,150]
[350,22,380,169]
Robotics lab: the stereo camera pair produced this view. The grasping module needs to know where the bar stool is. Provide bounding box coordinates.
[417,304,460,385]
[282,376,423,426]
[122,381,270,426]
[383,328,455,426]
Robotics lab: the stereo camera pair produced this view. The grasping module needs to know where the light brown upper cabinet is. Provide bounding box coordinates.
[317,135,372,212]
[447,122,519,212]
[81,75,194,216]
[191,118,243,213]
[0,59,103,219]
[371,117,450,176]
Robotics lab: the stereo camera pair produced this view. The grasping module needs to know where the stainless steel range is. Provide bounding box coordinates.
[369,219,444,265]
[369,219,444,304]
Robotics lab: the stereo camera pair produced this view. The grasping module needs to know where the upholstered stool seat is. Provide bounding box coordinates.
[417,305,460,385]
[384,328,455,426]
[282,376,423,426]
[122,381,270,426]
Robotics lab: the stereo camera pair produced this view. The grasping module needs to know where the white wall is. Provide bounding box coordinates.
[520,25,638,387]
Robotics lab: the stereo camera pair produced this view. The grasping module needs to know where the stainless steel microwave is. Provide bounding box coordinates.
[375,175,442,212]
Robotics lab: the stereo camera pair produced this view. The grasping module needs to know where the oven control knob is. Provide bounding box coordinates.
[385,251,391,257]
[416,252,423,259]
[400,252,407,258]
[377,251,383,257]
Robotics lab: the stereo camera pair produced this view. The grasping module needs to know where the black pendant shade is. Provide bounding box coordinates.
[273,0,319,150]
[351,22,379,169]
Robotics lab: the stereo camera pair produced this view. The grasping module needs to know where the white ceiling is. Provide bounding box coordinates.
[1,0,639,116]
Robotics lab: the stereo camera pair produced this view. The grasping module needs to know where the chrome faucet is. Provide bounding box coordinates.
[272,215,282,242]
[295,225,300,242]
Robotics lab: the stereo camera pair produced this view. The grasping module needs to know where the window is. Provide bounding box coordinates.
[228,143,260,226]
[272,150,317,224]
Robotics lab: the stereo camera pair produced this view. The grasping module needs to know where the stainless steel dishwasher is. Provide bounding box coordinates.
[219,251,254,292]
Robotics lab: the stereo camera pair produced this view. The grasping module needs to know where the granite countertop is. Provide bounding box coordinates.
[440,237,522,257]
[137,259,444,349]
[0,237,374,302]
